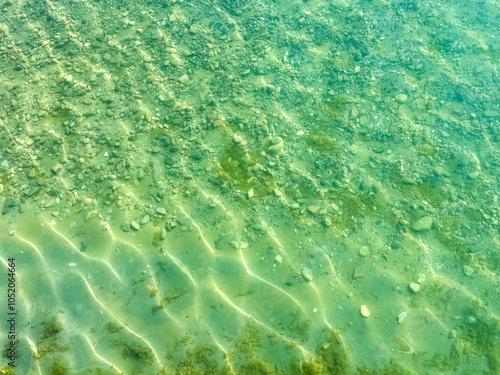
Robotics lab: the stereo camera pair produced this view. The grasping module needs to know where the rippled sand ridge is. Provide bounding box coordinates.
[0,0,499,374]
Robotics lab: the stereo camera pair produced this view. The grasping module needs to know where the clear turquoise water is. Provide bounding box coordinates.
[0,0,499,374]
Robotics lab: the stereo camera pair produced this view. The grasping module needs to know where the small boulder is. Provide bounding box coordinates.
[412,216,433,231]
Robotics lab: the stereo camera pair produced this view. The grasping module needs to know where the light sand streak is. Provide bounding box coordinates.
[79,274,162,366]
[48,223,123,283]
[213,282,312,358]
[84,334,123,374]
[239,249,306,315]
[177,204,216,254]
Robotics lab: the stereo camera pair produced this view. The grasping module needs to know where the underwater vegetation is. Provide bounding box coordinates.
[1,0,499,374]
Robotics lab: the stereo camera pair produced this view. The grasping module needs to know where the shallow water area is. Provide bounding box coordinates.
[0,0,499,374]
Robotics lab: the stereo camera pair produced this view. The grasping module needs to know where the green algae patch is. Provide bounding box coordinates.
[418,144,438,158]
[177,346,223,375]
[33,318,69,361]
[241,359,274,375]
[324,189,389,232]
[44,108,71,126]
[1,0,499,374]
[306,133,343,155]
[106,320,124,334]
[357,360,416,375]
[0,366,15,375]
[50,359,68,375]
[153,288,189,312]
[233,320,262,355]
[433,231,470,265]
[41,317,63,340]
[322,54,356,72]
[214,141,276,199]
[299,328,350,375]
[389,167,448,207]
[460,319,500,373]
[318,96,356,121]
[284,180,320,201]
[326,192,365,232]
[217,143,251,185]
[31,315,70,368]
[120,341,155,365]
[463,206,484,224]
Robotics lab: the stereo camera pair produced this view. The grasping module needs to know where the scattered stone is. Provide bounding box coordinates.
[157,207,166,215]
[391,241,401,249]
[484,109,499,117]
[360,305,370,318]
[301,268,313,282]
[275,255,282,263]
[271,137,282,145]
[350,107,359,118]
[352,268,364,279]
[412,216,433,231]
[448,329,457,339]
[248,189,254,199]
[52,163,64,175]
[130,221,140,231]
[140,215,150,224]
[395,94,408,103]
[165,155,178,166]
[397,311,407,324]
[24,185,41,197]
[463,264,475,276]
[80,239,90,252]
[267,142,283,155]
[234,134,243,143]
[417,273,426,284]
[468,171,480,179]
[160,228,167,240]
[409,282,420,293]
[274,188,282,197]
[308,206,320,214]
[170,56,181,66]
[350,144,359,154]
[86,210,98,222]
[213,120,224,127]
[2,198,17,215]
[358,246,370,257]
[178,74,189,84]
[323,217,332,227]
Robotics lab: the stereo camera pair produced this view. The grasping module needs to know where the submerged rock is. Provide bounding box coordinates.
[301,268,313,282]
[2,198,17,215]
[360,305,370,317]
[411,216,433,231]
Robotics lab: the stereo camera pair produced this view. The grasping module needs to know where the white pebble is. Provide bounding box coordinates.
[398,311,407,324]
[301,268,313,282]
[360,305,370,317]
